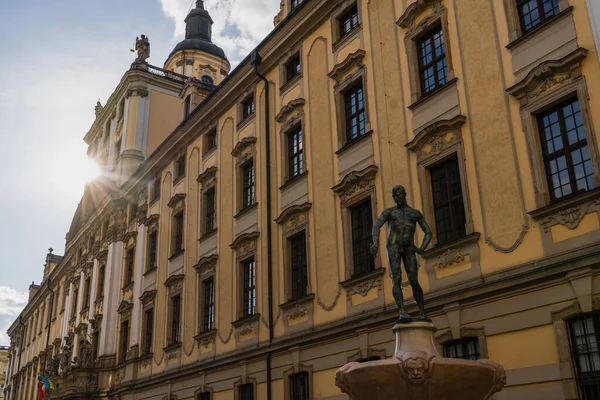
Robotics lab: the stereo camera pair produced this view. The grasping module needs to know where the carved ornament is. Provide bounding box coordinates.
[506,47,587,106]
[231,136,257,158]
[117,301,133,318]
[197,166,218,188]
[136,203,148,224]
[328,50,366,84]
[398,351,436,384]
[167,193,186,209]
[332,165,378,204]
[540,197,600,233]
[406,115,466,162]
[194,330,217,348]
[230,231,260,258]
[145,214,160,231]
[126,85,149,98]
[343,276,382,301]
[123,230,137,243]
[139,290,157,306]
[164,274,185,294]
[433,249,465,269]
[107,223,126,244]
[276,202,312,233]
[194,254,218,276]
[275,98,306,123]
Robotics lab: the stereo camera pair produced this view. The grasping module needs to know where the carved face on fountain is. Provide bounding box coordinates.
[400,351,435,385]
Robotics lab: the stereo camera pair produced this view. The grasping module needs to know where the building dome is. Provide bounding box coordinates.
[168,0,227,61]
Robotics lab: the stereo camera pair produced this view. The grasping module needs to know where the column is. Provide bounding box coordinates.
[99,241,124,357]
[72,271,85,358]
[130,223,146,347]
[586,0,600,63]
[61,283,72,346]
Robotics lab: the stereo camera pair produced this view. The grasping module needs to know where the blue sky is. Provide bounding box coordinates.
[0,0,278,345]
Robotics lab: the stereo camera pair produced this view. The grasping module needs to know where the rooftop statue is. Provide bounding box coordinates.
[371,185,432,321]
[135,34,150,64]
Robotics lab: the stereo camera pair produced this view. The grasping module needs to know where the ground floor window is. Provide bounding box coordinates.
[569,313,600,399]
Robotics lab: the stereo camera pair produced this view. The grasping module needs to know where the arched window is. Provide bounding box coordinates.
[201,75,214,85]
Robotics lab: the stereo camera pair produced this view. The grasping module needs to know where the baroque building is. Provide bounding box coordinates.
[4,0,600,399]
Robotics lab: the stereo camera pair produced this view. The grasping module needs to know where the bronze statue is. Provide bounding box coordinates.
[370,185,432,321]
[134,35,150,63]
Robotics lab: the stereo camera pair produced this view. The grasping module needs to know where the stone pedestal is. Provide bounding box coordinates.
[335,321,506,400]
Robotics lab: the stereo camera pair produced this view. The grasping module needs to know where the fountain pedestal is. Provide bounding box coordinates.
[335,321,506,400]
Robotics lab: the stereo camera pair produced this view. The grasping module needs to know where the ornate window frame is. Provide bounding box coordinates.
[168,193,186,260]
[139,290,156,357]
[331,0,362,51]
[328,49,372,150]
[276,99,307,186]
[435,326,488,360]
[116,300,133,364]
[164,274,184,349]
[237,90,256,131]
[502,0,570,43]
[145,214,159,274]
[232,137,258,217]
[194,254,218,348]
[203,122,219,158]
[198,167,218,238]
[397,0,455,104]
[283,365,314,400]
[279,45,303,94]
[507,48,600,209]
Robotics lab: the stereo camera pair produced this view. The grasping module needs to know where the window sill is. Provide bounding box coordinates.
[173,174,186,186]
[421,232,481,260]
[169,249,185,261]
[203,146,217,159]
[138,352,153,362]
[80,307,89,315]
[232,313,261,328]
[336,130,373,156]
[122,283,134,292]
[163,342,182,353]
[235,203,258,219]
[280,73,303,95]
[194,329,217,347]
[149,197,160,208]
[237,113,256,131]
[408,78,458,111]
[529,187,600,221]
[279,293,315,311]
[506,7,573,51]
[200,229,218,241]
[279,170,308,191]
[333,25,362,53]
[143,267,157,277]
[340,267,386,290]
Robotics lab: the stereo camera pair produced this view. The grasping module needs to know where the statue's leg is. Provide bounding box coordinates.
[387,244,409,320]
[404,252,428,319]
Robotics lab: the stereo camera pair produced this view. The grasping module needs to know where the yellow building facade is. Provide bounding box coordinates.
[5,0,600,399]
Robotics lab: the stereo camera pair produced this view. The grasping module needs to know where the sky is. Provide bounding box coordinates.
[0,0,279,346]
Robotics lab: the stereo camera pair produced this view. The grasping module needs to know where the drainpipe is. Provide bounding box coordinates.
[43,277,55,374]
[13,316,25,400]
[251,49,274,400]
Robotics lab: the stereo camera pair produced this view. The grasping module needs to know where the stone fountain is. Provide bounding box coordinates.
[335,186,506,399]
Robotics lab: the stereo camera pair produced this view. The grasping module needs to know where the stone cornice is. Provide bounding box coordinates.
[405,115,466,152]
[328,50,366,84]
[231,136,257,158]
[230,231,260,250]
[397,0,441,28]
[197,166,218,187]
[275,98,306,123]
[194,254,218,276]
[332,165,378,195]
[167,193,187,209]
[275,202,312,224]
[139,290,157,306]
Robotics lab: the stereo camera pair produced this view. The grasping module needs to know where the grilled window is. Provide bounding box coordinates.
[285,53,301,83]
[569,313,600,399]
[344,80,366,142]
[431,157,466,244]
[125,247,135,286]
[243,258,257,317]
[97,265,105,299]
[148,231,158,271]
[239,384,254,400]
[290,372,310,400]
[200,75,214,90]
[290,232,308,300]
[417,25,448,95]
[444,338,480,360]
[151,176,161,203]
[206,128,217,152]
[288,126,304,180]
[518,0,560,32]
[175,154,186,180]
[242,96,255,120]
[83,278,91,308]
[142,308,154,355]
[350,199,375,276]
[203,278,215,331]
[291,0,305,10]
[170,295,181,344]
[339,4,359,37]
[119,320,129,364]
[205,188,216,233]
[173,211,184,254]
[242,161,256,209]
[538,98,595,200]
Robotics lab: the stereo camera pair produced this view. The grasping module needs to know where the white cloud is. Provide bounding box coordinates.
[0,286,28,346]
[160,0,280,65]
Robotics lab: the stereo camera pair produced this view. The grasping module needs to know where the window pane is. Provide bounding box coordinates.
[350,199,374,276]
[430,157,466,244]
[417,26,447,95]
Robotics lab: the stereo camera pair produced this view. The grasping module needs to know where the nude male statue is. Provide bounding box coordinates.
[370,185,432,321]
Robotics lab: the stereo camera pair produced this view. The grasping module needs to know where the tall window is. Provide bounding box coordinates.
[339,4,359,37]
[290,372,310,400]
[205,188,216,233]
[142,308,154,355]
[350,199,374,276]
[97,265,105,299]
[518,0,560,32]
[239,384,254,400]
[71,288,79,319]
[104,120,111,140]
[151,176,161,203]
[242,96,255,120]
[102,220,109,240]
[119,320,129,364]
[170,295,181,344]
[129,204,138,223]
[569,313,600,398]
[242,161,256,209]
[124,247,135,286]
[93,330,100,360]
[201,75,214,86]
[83,278,91,308]
[147,231,158,271]
[175,154,186,180]
[173,211,184,254]
[444,338,480,360]
[344,80,366,142]
[202,278,215,331]
[288,126,304,180]
[430,157,466,244]
[538,98,594,200]
[119,99,125,120]
[184,95,192,119]
[417,25,447,95]
[285,53,301,84]
[290,232,308,300]
[206,128,217,152]
[242,258,257,317]
[291,0,305,10]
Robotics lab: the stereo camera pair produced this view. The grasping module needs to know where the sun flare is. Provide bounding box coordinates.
[48,145,102,199]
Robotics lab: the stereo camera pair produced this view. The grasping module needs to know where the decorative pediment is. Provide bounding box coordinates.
[506,48,587,106]
[117,300,133,316]
[164,274,185,294]
[406,115,466,162]
[194,254,218,276]
[197,166,218,188]
[139,290,157,306]
[275,202,312,224]
[136,203,148,224]
[328,50,366,84]
[126,85,149,98]
[332,165,378,204]
[230,231,260,258]
[397,0,442,29]
[123,230,138,244]
[275,98,306,123]
[231,136,257,158]
[168,193,186,210]
[145,214,160,230]
[276,203,312,235]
